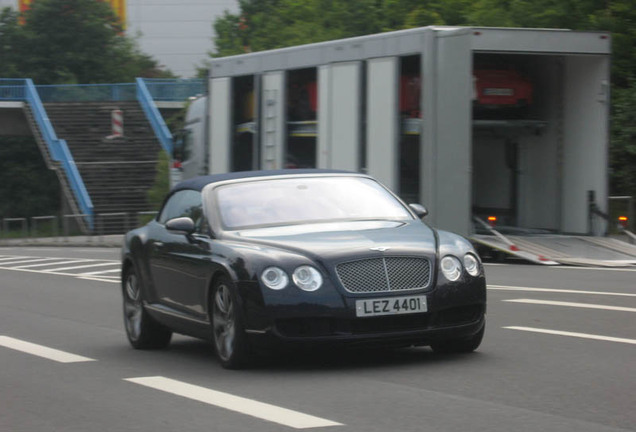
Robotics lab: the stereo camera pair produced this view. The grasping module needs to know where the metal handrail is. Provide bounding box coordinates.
[141,78,205,101]
[35,83,136,102]
[0,79,27,100]
[136,77,173,154]
[23,79,94,229]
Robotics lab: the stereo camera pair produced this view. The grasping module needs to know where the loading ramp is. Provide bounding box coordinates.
[471,218,636,267]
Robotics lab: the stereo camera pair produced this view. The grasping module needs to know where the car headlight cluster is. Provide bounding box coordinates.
[261,265,323,291]
[440,253,481,281]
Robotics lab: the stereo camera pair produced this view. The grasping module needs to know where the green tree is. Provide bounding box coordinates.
[1,0,173,84]
[0,137,60,219]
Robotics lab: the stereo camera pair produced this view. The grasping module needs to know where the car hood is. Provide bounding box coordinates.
[229,220,437,262]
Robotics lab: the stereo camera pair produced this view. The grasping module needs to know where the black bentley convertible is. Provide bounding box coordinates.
[121,170,486,368]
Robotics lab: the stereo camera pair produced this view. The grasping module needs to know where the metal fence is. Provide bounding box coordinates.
[0,212,157,241]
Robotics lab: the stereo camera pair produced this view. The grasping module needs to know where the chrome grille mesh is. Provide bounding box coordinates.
[336,257,431,293]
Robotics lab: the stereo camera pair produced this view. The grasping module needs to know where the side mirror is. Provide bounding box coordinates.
[409,203,428,219]
[165,217,196,235]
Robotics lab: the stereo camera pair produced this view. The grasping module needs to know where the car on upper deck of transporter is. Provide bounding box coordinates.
[121,169,486,368]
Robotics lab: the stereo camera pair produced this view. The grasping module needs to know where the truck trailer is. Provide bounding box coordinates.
[174,26,636,265]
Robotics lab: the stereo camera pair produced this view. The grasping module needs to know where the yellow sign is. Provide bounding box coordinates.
[18,0,127,30]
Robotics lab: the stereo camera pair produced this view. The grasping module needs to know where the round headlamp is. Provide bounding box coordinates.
[440,256,462,282]
[261,267,289,290]
[463,253,480,277]
[292,266,323,292]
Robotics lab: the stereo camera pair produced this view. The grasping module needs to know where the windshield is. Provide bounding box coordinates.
[212,176,413,230]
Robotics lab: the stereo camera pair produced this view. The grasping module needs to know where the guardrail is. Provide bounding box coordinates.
[36,83,137,102]
[23,79,95,230]
[0,79,26,100]
[0,212,157,241]
[140,78,205,101]
[136,78,173,154]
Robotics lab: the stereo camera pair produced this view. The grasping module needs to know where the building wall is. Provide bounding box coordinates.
[126,0,238,77]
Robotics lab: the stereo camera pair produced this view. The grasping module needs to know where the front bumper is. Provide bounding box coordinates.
[249,305,485,349]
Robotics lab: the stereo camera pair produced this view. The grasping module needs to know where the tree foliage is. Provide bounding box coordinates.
[0,137,60,219]
[212,0,636,197]
[0,0,173,83]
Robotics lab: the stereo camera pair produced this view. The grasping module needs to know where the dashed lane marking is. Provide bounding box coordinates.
[489,285,636,297]
[503,298,636,312]
[0,336,96,363]
[504,326,636,345]
[125,376,343,429]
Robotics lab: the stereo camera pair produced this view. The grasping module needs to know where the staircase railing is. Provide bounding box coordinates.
[23,79,94,229]
[136,78,173,154]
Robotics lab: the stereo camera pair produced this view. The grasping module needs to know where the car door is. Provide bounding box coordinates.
[149,189,212,321]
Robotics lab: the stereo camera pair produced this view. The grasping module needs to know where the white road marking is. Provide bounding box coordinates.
[504,326,636,345]
[489,285,636,297]
[0,264,120,283]
[503,298,636,313]
[82,268,121,276]
[0,257,59,266]
[12,259,91,269]
[0,336,96,363]
[125,376,343,429]
[45,262,118,272]
[79,276,120,284]
[548,266,636,273]
[0,256,29,262]
[483,263,636,272]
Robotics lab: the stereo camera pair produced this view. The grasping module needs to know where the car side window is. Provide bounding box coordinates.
[157,190,204,231]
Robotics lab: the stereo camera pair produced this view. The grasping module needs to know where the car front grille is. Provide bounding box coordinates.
[335,257,431,293]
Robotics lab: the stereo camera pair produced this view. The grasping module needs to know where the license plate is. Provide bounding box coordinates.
[483,88,514,96]
[356,295,427,317]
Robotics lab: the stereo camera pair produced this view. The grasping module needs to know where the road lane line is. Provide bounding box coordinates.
[124,376,343,429]
[45,262,117,272]
[483,263,636,272]
[489,285,636,297]
[0,336,96,363]
[0,265,118,282]
[0,258,59,266]
[0,256,29,262]
[12,259,91,269]
[78,276,120,284]
[503,298,636,312]
[504,327,636,345]
[82,268,121,276]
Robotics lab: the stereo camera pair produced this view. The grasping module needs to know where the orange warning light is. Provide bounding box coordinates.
[487,216,497,227]
[618,216,628,228]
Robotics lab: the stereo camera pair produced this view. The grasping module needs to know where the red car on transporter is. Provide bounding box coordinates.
[473,68,533,115]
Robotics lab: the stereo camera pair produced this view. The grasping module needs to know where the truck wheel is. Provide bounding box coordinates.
[430,324,485,354]
[122,265,172,349]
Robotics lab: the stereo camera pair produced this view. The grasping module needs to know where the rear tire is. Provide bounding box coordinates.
[430,323,485,354]
[211,276,251,369]
[122,265,172,349]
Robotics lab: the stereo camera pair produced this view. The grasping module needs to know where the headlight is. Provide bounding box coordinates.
[261,267,289,290]
[292,266,323,292]
[440,256,462,281]
[463,253,480,276]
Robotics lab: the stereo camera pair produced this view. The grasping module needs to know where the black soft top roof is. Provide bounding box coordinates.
[172,169,356,192]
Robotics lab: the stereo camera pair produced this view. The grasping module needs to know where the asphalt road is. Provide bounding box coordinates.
[0,246,634,432]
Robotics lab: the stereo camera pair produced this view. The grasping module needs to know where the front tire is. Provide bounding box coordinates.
[430,323,485,354]
[211,276,251,369]
[122,265,172,349]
